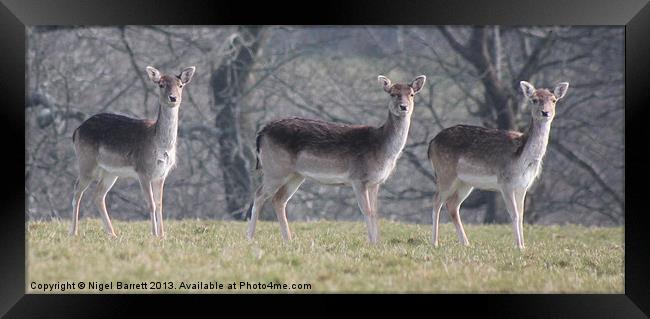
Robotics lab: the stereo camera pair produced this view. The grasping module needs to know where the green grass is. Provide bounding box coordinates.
[27,219,623,293]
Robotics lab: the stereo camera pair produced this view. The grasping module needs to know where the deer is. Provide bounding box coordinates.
[69,66,196,238]
[427,81,569,249]
[247,75,426,244]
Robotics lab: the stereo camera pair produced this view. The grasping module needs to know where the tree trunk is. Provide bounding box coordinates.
[211,26,266,220]
[475,27,515,223]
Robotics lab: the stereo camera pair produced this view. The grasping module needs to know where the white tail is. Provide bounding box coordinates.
[70,66,196,237]
[427,81,569,249]
[247,75,426,243]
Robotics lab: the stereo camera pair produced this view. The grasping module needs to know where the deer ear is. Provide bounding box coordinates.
[520,81,535,98]
[146,66,161,83]
[410,75,426,94]
[378,75,392,93]
[554,82,569,100]
[179,66,196,85]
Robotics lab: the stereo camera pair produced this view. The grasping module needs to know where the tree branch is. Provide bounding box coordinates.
[550,139,623,208]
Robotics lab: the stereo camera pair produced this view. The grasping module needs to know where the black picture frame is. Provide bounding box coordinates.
[2,0,648,317]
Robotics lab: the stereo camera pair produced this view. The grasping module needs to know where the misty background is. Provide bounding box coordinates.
[25,26,624,226]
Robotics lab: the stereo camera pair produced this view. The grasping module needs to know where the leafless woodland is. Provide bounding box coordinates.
[25,26,624,226]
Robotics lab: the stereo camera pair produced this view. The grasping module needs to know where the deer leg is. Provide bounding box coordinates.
[515,189,527,248]
[152,177,166,238]
[70,175,93,236]
[93,172,118,237]
[352,182,378,244]
[271,175,305,241]
[247,185,268,240]
[501,188,524,249]
[247,181,282,240]
[367,183,380,244]
[431,180,458,246]
[445,184,473,246]
[138,176,158,237]
[431,192,444,246]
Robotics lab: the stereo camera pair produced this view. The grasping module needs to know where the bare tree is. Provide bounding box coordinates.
[211,26,268,219]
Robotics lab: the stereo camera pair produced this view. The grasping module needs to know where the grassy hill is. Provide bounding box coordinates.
[27,219,623,293]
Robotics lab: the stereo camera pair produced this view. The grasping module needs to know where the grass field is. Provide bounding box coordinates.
[27,219,623,293]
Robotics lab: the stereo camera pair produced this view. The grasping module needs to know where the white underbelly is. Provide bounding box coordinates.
[457,172,499,190]
[96,147,138,177]
[98,163,139,178]
[295,152,350,184]
[456,157,500,190]
[301,171,349,185]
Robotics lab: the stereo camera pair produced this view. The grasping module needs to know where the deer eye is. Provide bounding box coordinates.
[391,94,398,98]
[410,93,415,97]
[159,84,164,88]
[179,84,183,88]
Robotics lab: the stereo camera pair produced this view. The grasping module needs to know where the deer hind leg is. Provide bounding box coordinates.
[152,177,166,238]
[431,178,459,246]
[247,179,283,240]
[431,192,444,246]
[352,182,379,244]
[93,171,118,237]
[445,183,473,246]
[501,188,524,249]
[138,175,158,237]
[70,174,93,236]
[271,174,305,241]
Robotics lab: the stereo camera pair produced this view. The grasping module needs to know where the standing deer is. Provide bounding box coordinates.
[70,66,196,237]
[427,81,569,249]
[247,75,426,243]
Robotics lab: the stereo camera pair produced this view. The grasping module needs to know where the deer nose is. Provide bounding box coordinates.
[399,104,408,111]
[541,111,549,117]
[169,95,177,102]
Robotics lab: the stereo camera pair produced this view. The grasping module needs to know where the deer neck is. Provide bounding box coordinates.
[380,111,411,159]
[153,103,179,150]
[519,117,551,164]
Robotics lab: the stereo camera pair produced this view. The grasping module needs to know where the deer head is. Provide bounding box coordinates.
[520,81,569,121]
[378,75,426,117]
[146,66,196,107]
